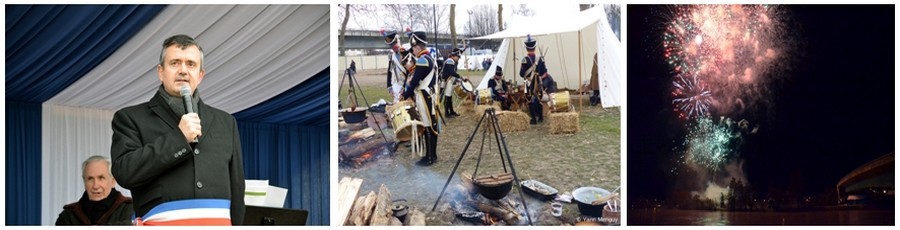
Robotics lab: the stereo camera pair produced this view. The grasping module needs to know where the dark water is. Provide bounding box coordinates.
[629,208,894,225]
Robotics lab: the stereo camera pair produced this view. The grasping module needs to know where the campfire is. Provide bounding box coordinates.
[338,122,393,168]
[440,172,532,226]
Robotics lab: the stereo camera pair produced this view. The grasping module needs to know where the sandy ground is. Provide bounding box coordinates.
[339,68,620,226]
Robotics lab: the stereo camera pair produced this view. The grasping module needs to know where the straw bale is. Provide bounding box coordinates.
[475,103,500,117]
[548,112,580,134]
[493,111,530,133]
[457,100,475,115]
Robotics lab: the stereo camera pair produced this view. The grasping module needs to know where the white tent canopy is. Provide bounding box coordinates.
[474,6,622,108]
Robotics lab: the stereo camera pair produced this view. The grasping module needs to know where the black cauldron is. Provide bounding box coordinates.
[474,173,513,200]
[340,107,367,123]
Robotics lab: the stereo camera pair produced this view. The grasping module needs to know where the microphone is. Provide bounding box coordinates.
[180,85,199,143]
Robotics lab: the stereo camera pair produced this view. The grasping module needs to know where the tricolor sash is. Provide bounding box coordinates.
[134,199,231,226]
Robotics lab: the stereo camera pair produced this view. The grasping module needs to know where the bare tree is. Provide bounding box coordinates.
[510,4,533,17]
[450,4,457,48]
[339,4,351,56]
[497,4,503,31]
[424,5,449,41]
[382,4,427,31]
[604,4,621,41]
[579,4,595,11]
[501,4,534,31]
[339,4,380,56]
[465,5,498,37]
[379,4,448,44]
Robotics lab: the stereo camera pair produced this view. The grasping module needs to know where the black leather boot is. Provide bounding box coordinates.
[444,96,458,117]
[429,133,438,162]
[416,131,436,166]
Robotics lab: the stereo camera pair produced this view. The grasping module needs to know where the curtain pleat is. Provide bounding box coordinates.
[238,123,329,226]
[5,101,43,225]
[233,68,329,126]
[40,105,131,225]
[5,5,164,102]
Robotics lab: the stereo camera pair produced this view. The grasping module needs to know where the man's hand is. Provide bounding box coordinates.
[179,113,202,142]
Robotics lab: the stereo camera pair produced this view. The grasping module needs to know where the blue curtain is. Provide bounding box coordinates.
[6,5,165,102]
[234,67,330,225]
[237,123,329,226]
[5,5,163,225]
[233,68,330,126]
[5,101,43,225]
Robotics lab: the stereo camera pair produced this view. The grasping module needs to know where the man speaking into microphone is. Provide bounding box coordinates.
[110,34,245,225]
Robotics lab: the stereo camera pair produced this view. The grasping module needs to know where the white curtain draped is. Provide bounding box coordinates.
[47,4,330,113]
[40,105,131,225]
[39,4,329,225]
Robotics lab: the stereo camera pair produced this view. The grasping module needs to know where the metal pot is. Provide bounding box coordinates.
[340,107,367,123]
[474,173,513,200]
[391,204,408,223]
[572,187,610,217]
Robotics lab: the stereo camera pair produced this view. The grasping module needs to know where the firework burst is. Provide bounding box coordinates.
[684,117,741,172]
[664,5,790,115]
[672,73,712,120]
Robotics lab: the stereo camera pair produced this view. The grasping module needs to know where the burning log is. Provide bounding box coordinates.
[346,128,376,142]
[459,172,476,194]
[339,138,388,165]
[477,203,519,224]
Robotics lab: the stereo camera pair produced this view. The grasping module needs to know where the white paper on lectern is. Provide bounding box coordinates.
[244,179,269,206]
[265,185,288,208]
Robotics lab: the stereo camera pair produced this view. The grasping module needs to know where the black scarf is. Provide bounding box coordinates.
[158,85,200,117]
[79,188,120,225]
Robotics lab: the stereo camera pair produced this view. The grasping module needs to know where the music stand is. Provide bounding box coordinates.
[243,205,309,226]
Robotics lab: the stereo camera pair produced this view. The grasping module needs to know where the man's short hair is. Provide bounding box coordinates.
[82,155,112,179]
[158,34,205,70]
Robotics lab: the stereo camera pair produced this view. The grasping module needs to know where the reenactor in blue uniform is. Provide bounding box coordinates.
[401,31,440,166]
[383,30,411,103]
[487,66,510,110]
[520,35,548,124]
[440,48,464,118]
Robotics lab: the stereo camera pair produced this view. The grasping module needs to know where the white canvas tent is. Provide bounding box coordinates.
[473,6,622,108]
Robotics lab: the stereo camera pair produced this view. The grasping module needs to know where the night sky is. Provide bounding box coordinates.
[628,5,895,200]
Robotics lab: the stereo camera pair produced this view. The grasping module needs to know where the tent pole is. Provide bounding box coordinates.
[512,38,517,86]
[578,30,583,113]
